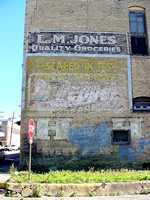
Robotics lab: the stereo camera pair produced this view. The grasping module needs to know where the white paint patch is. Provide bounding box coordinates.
[36,118,71,140]
[36,119,49,139]
[28,73,127,113]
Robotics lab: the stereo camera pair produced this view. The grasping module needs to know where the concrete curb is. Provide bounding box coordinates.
[0,174,10,189]
[0,195,150,200]
[6,181,150,197]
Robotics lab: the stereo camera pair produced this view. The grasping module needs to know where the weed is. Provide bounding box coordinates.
[70,192,77,197]
[5,190,13,197]
[140,189,150,194]
[32,185,44,197]
[9,164,17,175]
[10,169,150,184]
[111,192,120,196]
[88,191,97,196]
[56,190,64,197]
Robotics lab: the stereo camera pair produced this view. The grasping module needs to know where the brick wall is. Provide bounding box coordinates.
[21,0,150,168]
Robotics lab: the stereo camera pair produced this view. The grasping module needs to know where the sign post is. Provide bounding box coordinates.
[28,119,35,181]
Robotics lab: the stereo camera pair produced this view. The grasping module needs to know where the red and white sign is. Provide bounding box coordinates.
[28,119,35,144]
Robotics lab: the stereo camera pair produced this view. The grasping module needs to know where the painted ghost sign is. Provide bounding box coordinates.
[28,73,128,113]
[27,58,128,114]
[28,32,128,55]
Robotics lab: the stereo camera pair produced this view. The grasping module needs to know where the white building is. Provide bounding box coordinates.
[0,120,20,147]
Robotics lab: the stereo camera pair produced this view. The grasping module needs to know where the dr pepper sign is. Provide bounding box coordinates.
[28,119,36,144]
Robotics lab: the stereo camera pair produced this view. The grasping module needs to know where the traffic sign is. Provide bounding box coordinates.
[27,119,36,181]
[28,119,35,141]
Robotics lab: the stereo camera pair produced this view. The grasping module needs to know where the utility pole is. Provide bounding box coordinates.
[10,112,15,146]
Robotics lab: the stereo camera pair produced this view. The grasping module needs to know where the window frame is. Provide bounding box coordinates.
[129,8,149,56]
[129,11,146,36]
[111,130,131,145]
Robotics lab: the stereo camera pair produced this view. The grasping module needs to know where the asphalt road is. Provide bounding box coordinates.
[0,152,19,173]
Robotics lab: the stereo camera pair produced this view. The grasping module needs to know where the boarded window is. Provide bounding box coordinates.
[112,130,130,145]
[129,9,148,55]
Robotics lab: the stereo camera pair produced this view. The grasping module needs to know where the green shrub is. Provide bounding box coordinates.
[10,169,150,184]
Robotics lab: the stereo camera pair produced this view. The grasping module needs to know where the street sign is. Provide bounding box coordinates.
[27,118,36,181]
[28,119,35,144]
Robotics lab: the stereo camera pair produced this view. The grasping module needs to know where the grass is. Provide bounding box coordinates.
[10,169,150,184]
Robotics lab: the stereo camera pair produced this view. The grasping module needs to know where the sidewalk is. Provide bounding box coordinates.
[0,195,150,200]
[0,174,10,183]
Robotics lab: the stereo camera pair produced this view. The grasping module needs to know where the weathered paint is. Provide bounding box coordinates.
[28,75,127,113]
[36,118,71,140]
[119,137,150,162]
[28,32,128,55]
[26,57,126,74]
[119,145,137,162]
[34,117,150,163]
[69,122,111,155]
[26,57,128,115]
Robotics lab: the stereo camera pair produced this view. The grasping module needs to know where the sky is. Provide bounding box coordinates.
[0,0,25,119]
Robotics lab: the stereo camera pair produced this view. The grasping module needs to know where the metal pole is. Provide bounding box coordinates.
[10,112,15,145]
[28,142,32,181]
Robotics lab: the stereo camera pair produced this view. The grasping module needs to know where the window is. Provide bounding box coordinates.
[133,97,150,111]
[112,130,131,145]
[0,126,4,132]
[129,7,148,55]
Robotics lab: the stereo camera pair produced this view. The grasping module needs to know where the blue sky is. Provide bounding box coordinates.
[0,0,25,119]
